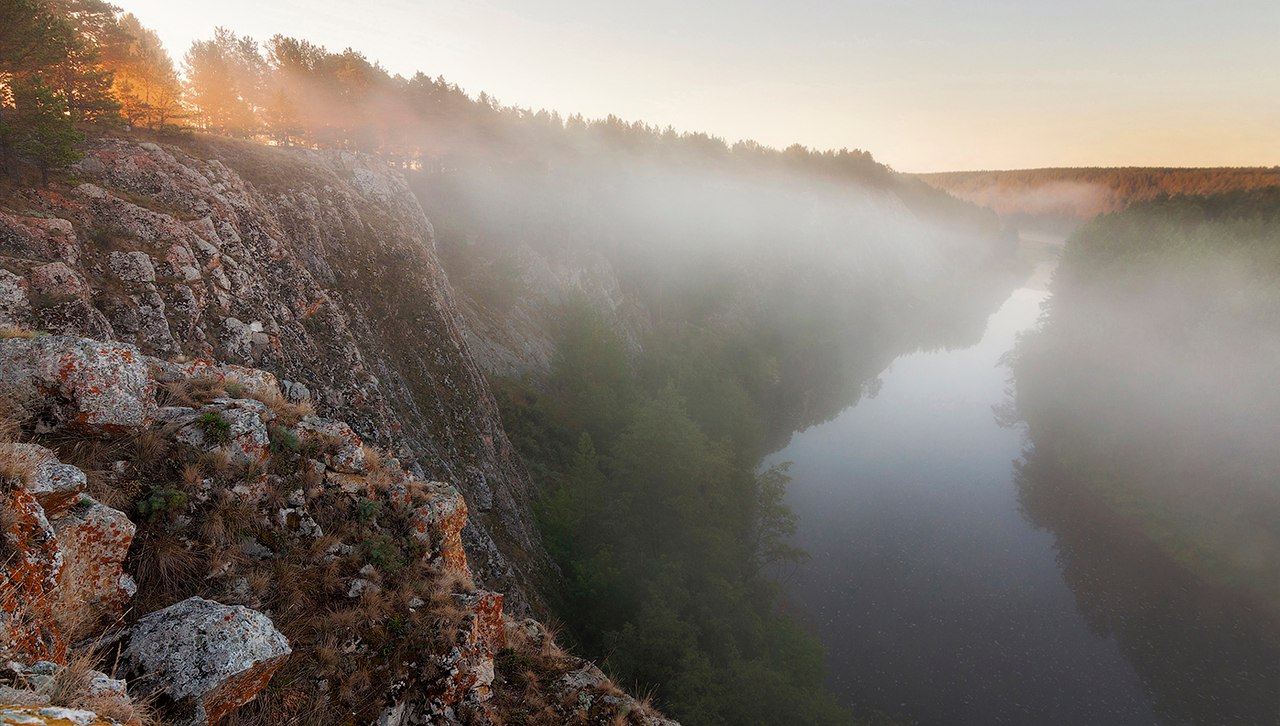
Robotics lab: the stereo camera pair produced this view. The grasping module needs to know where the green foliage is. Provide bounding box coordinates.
[502,306,858,725]
[355,497,380,522]
[1012,188,1280,609]
[183,27,266,136]
[136,486,188,522]
[9,76,83,186]
[110,12,185,129]
[363,533,407,573]
[195,410,232,445]
[0,0,72,74]
[268,424,299,455]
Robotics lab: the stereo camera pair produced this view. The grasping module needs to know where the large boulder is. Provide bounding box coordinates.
[0,337,156,432]
[52,496,137,619]
[408,483,469,582]
[0,487,65,663]
[119,597,291,725]
[171,399,271,467]
[431,590,503,706]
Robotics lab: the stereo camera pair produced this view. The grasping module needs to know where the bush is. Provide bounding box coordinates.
[195,411,232,445]
[136,486,188,522]
[268,424,299,455]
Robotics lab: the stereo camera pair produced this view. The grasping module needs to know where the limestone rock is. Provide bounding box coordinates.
[173,400,270,467]
[556,660,680,725]
[0,212,81,266]
[432,591,503,706]
[120,597,291,725]
[0,444,86,517]
[0,488,65,663]
[408,483,469,581]
[27,263,88,306]
[0,337,156,432]
[0,705,124,725]
[52,496,137,619]
[5,135,552,611]
[0,268,31,327]
[295,416,365,474]
[107,251,156,284]
[150,359,280,396]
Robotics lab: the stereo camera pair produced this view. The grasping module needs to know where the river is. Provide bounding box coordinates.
[767,256,1162,725]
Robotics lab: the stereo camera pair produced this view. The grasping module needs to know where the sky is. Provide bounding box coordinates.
[115,0,1279,172]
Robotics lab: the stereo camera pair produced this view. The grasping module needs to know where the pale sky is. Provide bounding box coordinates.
[116,0,1279,172]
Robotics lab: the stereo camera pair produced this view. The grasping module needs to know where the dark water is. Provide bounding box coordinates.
[768,261,1163,725]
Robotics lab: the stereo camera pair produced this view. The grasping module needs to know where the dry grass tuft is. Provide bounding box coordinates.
[0,443,36,485]
[158,375,225,408]
[130,429,172,476]
[0,325,43,339]
[131,530,204,609]
[15,648,160,726]
[247,385,315,427]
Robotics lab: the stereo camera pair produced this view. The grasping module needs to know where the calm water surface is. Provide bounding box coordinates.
[768,260,1159,725]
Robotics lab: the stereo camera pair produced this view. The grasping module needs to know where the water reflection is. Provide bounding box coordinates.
[1016,447,1280,725]
[770,259,1159,725]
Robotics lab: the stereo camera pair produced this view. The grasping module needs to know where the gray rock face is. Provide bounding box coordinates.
[0,268,31,326]
[121,596,291,725]
[295,415,365,474]
[108,250,157,283]
[0,336,156,432]
[0,137,549,611]
[173,399,272,467]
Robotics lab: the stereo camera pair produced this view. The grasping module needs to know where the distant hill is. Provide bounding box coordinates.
[918,167,1280,240]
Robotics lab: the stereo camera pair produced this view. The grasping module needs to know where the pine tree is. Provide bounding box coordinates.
[110,13,183,129]
[12,76,83,186]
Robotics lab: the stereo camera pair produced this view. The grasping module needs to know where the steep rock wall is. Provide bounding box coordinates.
[0,133,548,610]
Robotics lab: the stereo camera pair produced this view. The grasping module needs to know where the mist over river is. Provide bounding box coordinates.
[768,257,1162,725]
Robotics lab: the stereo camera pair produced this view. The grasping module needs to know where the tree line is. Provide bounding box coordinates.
[1,0,183,183]
[3,0,903,192]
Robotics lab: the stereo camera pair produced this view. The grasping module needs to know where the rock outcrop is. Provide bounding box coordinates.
[0,332,676,725]
[0,134,547,610]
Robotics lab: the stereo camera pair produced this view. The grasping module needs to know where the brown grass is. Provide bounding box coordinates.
[0,443,36,485]
[157,375,226,408]
[247,385,315,427]
[0,325,43,339]
[130,530,204,611]
[15,648,160,726]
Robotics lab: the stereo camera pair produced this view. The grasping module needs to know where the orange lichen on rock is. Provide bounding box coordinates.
[432,590,504,706]
[0,487,66,664]
[0,705,125,725]
[52,497,137,621]
[0,337,156,432]
[409,482,470,582]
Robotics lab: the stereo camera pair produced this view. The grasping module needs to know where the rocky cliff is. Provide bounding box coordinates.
[0,132,548,610]
[0,332,675,725]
